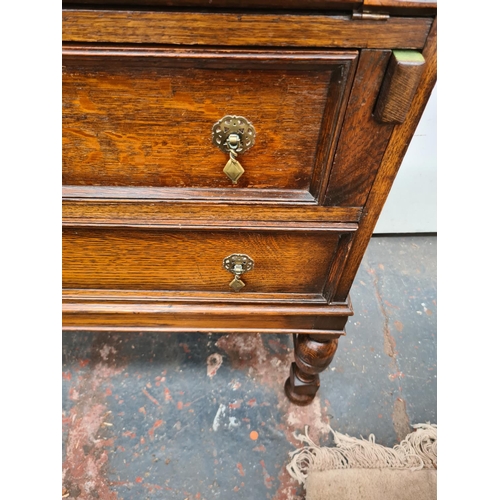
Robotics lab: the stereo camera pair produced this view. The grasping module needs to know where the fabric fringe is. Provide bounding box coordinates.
[286,423,437,486]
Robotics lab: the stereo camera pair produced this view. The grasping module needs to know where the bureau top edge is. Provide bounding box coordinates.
[62,9,434,50]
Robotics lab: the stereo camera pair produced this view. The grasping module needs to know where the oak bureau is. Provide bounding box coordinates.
[62,0,437,405]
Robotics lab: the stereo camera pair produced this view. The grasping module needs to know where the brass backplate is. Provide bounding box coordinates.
[212,116,256,155]
[223,254,254,275]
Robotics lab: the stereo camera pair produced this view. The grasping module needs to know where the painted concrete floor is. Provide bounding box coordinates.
[62,235,437,500]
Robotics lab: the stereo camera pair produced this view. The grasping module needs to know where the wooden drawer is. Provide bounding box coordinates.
[62,222,356,302]
[62,47,357,202]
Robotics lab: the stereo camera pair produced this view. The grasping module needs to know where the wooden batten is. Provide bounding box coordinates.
[374,50,426,124]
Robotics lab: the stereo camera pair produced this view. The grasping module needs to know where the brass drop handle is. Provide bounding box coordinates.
[223,253,254,291]
[212,115,256,184]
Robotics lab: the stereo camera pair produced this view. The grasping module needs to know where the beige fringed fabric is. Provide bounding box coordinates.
[287,424,437,486]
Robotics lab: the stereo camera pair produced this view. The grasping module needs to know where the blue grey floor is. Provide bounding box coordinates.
[62,235,436,500]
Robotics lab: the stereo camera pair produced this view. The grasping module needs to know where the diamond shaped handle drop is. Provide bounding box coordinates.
[212,116,256,184]
[223,254,254,292]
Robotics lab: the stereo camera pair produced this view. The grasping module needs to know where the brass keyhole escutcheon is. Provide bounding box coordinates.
[223,253,254,292]
[212,116,256,184]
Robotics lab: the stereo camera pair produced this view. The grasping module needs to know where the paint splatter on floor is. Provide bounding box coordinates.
[207,353,223,379]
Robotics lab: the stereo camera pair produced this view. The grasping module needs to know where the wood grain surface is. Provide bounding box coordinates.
[62,186,317,203]
[61,4,436,337]
[323,50,394,206]
[63,289,328,304]
[62,10,432,49]
[363,0,437,15]
[294,334,339,373]
[374,50,426,123]
[285,334,339,404]
[63,48,356,194]
[334,18,437,301]
[62,200,363,224]
[63,224,356,295]
[62,300,353,333]
[364,0,436,6]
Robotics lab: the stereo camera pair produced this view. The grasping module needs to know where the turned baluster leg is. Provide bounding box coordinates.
[284,334,339,406]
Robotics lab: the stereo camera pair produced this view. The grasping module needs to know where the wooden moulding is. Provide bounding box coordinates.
[362,0,437,16]
[374,50,426,124]
[62,299,354,333]
[62,186,318,204]
[62,289,329,304]
[62,10,433,49]
[62,200,364,224]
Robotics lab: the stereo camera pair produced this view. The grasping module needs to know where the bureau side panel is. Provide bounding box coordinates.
[334,19,437,300]
[323,50,394,206]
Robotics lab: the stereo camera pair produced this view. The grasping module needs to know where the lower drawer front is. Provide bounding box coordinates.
[62,225,355,298]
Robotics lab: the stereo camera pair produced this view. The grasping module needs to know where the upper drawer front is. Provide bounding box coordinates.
[63,48,357,201]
